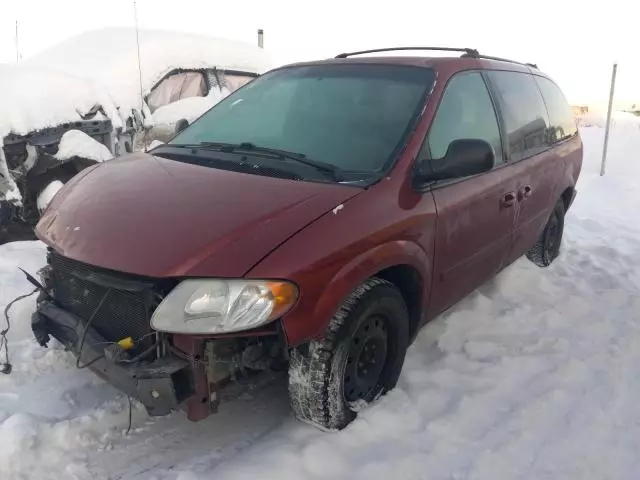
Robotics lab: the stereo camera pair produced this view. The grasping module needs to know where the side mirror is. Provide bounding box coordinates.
[417,139,495,182]
[175,118,189,135]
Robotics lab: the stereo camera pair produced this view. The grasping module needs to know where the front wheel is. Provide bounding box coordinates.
[288,278,409,430]
[526,199,565,267]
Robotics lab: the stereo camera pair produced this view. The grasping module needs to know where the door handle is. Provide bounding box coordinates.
[518,185,532,201]
[501,192,516,208]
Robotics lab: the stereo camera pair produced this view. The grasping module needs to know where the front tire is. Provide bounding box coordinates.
[526,199,565,267]
[288,278,409,431]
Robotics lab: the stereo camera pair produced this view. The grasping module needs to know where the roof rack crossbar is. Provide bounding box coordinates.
[335,47,480,59]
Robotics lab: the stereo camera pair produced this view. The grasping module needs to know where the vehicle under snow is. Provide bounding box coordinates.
[0,27,271,242]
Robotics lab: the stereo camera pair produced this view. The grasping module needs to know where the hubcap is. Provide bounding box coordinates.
[344,315,388,403]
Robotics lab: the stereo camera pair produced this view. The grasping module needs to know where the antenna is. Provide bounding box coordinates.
[14,21,19,63]
[133,0,144,114]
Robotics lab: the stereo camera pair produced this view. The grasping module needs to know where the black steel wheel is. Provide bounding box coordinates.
[343,315,389,404]
[289,278,409,430]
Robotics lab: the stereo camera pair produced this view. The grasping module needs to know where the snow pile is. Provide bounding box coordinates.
[37,180,64,212]
[54,130,114,163]
[147,140,165,150]
[151,87,229,126]
[24,28,272,127]
[0,149,21,203]
[3,122,640,478]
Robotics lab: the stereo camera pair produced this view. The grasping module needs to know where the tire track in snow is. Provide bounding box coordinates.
[88,374,291,479]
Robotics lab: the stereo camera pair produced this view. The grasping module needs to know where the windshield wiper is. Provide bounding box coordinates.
[169,142,343,181]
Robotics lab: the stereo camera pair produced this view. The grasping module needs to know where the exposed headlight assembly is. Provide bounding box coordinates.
[151,279,298,334]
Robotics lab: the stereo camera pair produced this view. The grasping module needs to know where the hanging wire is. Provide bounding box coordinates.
[1,288,38,373]
[126,395,133,435]
[76,288,112,369]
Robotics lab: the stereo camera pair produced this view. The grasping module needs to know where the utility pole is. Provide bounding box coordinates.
[258,29,264,48]
[601,62,618,176]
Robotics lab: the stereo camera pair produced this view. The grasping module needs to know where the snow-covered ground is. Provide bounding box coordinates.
[1,118,640,479]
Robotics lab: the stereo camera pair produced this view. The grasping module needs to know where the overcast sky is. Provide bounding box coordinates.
[1,0,637,108]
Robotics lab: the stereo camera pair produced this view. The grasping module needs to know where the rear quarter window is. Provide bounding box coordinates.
[486,71,550,162]
[534,76,578,143]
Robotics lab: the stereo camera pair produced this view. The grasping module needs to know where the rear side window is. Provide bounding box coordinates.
[220,72,256,92]
[534,76,578,143]
[428,72,504,164]
[147,71,207,113]
[487,71,550,162]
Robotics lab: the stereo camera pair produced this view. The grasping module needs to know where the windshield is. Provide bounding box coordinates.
[170,64,435,174]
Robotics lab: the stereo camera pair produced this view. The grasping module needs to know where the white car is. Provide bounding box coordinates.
[0,27,271,242]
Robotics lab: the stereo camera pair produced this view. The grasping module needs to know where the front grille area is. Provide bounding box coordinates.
[49,251,164,353]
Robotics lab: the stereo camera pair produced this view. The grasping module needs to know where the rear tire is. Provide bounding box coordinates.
[288,278,409,430]
[526,199,565,267]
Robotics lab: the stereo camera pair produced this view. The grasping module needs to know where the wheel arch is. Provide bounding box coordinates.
[560,185,576,212]
[284,240,431,346]
[375,264,424,341]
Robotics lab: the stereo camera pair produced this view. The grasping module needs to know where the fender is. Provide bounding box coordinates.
[281,240,431,346]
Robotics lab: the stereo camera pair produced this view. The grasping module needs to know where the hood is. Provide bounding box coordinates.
[36,153,361,277]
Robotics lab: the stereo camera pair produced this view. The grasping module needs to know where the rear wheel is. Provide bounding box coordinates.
[288,278,409,430]
[526,199,565,267]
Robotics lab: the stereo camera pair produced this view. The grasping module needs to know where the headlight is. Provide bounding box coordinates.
[150,279,298,334]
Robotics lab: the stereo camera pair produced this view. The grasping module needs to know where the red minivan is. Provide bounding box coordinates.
[32,47,582,430]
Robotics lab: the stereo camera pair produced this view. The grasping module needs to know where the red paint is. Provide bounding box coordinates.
[36,153,362,277]
[37,56,582,353]
[172,335,210,421]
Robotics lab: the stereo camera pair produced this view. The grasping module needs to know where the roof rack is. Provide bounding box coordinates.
[335,47,480,58]
[459,52,537,68]
[335,47,537,69]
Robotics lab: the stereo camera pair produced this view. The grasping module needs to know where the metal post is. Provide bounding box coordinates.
[257,29,264,48]
[14,21,19,63]
[601,63,618,176]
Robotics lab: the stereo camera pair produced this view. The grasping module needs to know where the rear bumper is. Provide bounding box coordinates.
[32,300,193,416]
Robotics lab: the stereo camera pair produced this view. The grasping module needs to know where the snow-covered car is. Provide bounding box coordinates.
[0,28,270,242]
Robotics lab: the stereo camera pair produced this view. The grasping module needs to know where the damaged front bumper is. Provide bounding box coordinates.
[32,300,194,416]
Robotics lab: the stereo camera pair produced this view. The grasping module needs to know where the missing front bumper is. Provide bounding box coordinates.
[32,301,193,416]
